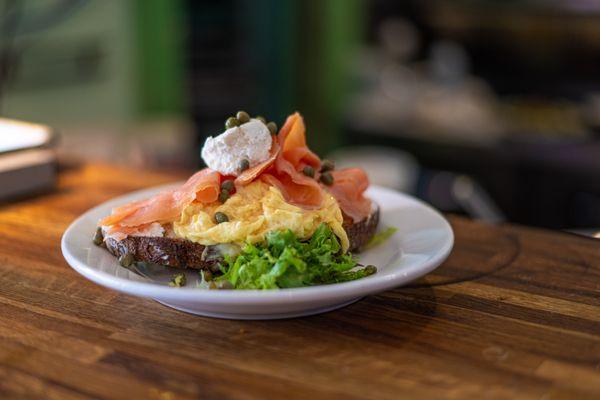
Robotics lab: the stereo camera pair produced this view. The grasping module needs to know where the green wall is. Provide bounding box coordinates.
[296,0,364,154]
[134,0,184,116]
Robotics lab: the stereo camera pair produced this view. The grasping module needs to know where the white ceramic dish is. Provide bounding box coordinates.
[61,184,453,320]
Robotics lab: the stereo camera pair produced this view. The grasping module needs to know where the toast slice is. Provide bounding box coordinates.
[103,204,380,271]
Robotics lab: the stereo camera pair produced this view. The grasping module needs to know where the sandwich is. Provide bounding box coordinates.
[94,112,380,289]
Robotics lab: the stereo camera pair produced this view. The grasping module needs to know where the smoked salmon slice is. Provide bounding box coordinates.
[327,168,372,222]
[260,169,323,209]
[99,168,220,228]
[236,112,372,217]
[234,140,280,187]
[278,113,321,169]
[269,113,323,207]
[103,223,154,242]
[278,113,371,220]
[235,112,324,208]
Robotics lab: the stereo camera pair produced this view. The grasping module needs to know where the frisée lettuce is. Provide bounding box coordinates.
[215,223,376,289]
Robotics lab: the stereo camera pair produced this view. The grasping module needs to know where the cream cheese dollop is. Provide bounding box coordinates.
[201,119,272,176]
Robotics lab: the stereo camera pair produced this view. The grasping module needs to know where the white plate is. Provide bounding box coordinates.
[61,184,453,319]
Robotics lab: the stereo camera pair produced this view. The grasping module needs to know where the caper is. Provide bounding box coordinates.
[201,270,213,282]
[266,122,278,135]
[365,265,378,275]
[218,189,230,203]
[236,111,250,124]
[169,273,187,287]
[118,252,134,267]
[225,117,240,129]
[256,115,266,124]
[220,180,234,192]
[320,159,335,172]
[302,165,315,178]
[217,280,234,290]
[93,227,104,246]
[238,158,250,172]
[320,172,334,186]
[214,211,229,224]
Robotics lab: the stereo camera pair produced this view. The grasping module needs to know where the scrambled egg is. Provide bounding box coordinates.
[173,181,349,251]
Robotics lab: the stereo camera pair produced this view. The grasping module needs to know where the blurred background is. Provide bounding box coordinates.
[2,0,600,231]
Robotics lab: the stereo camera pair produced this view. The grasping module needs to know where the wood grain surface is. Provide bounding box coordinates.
[0,163,598,400]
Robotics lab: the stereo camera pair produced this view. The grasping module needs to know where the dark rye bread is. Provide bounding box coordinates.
[104,236,221,271]
[342,204,380,252]
[104,205,380,270]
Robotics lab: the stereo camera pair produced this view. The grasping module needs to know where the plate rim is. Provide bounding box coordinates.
[61,184,454,303]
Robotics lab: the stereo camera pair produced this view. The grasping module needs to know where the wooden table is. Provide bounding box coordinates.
[0,163,598,400]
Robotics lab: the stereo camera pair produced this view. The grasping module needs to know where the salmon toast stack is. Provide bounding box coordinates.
[96,112,380,279]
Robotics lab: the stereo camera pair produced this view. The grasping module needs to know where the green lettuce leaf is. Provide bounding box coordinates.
[216,223,376,289]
